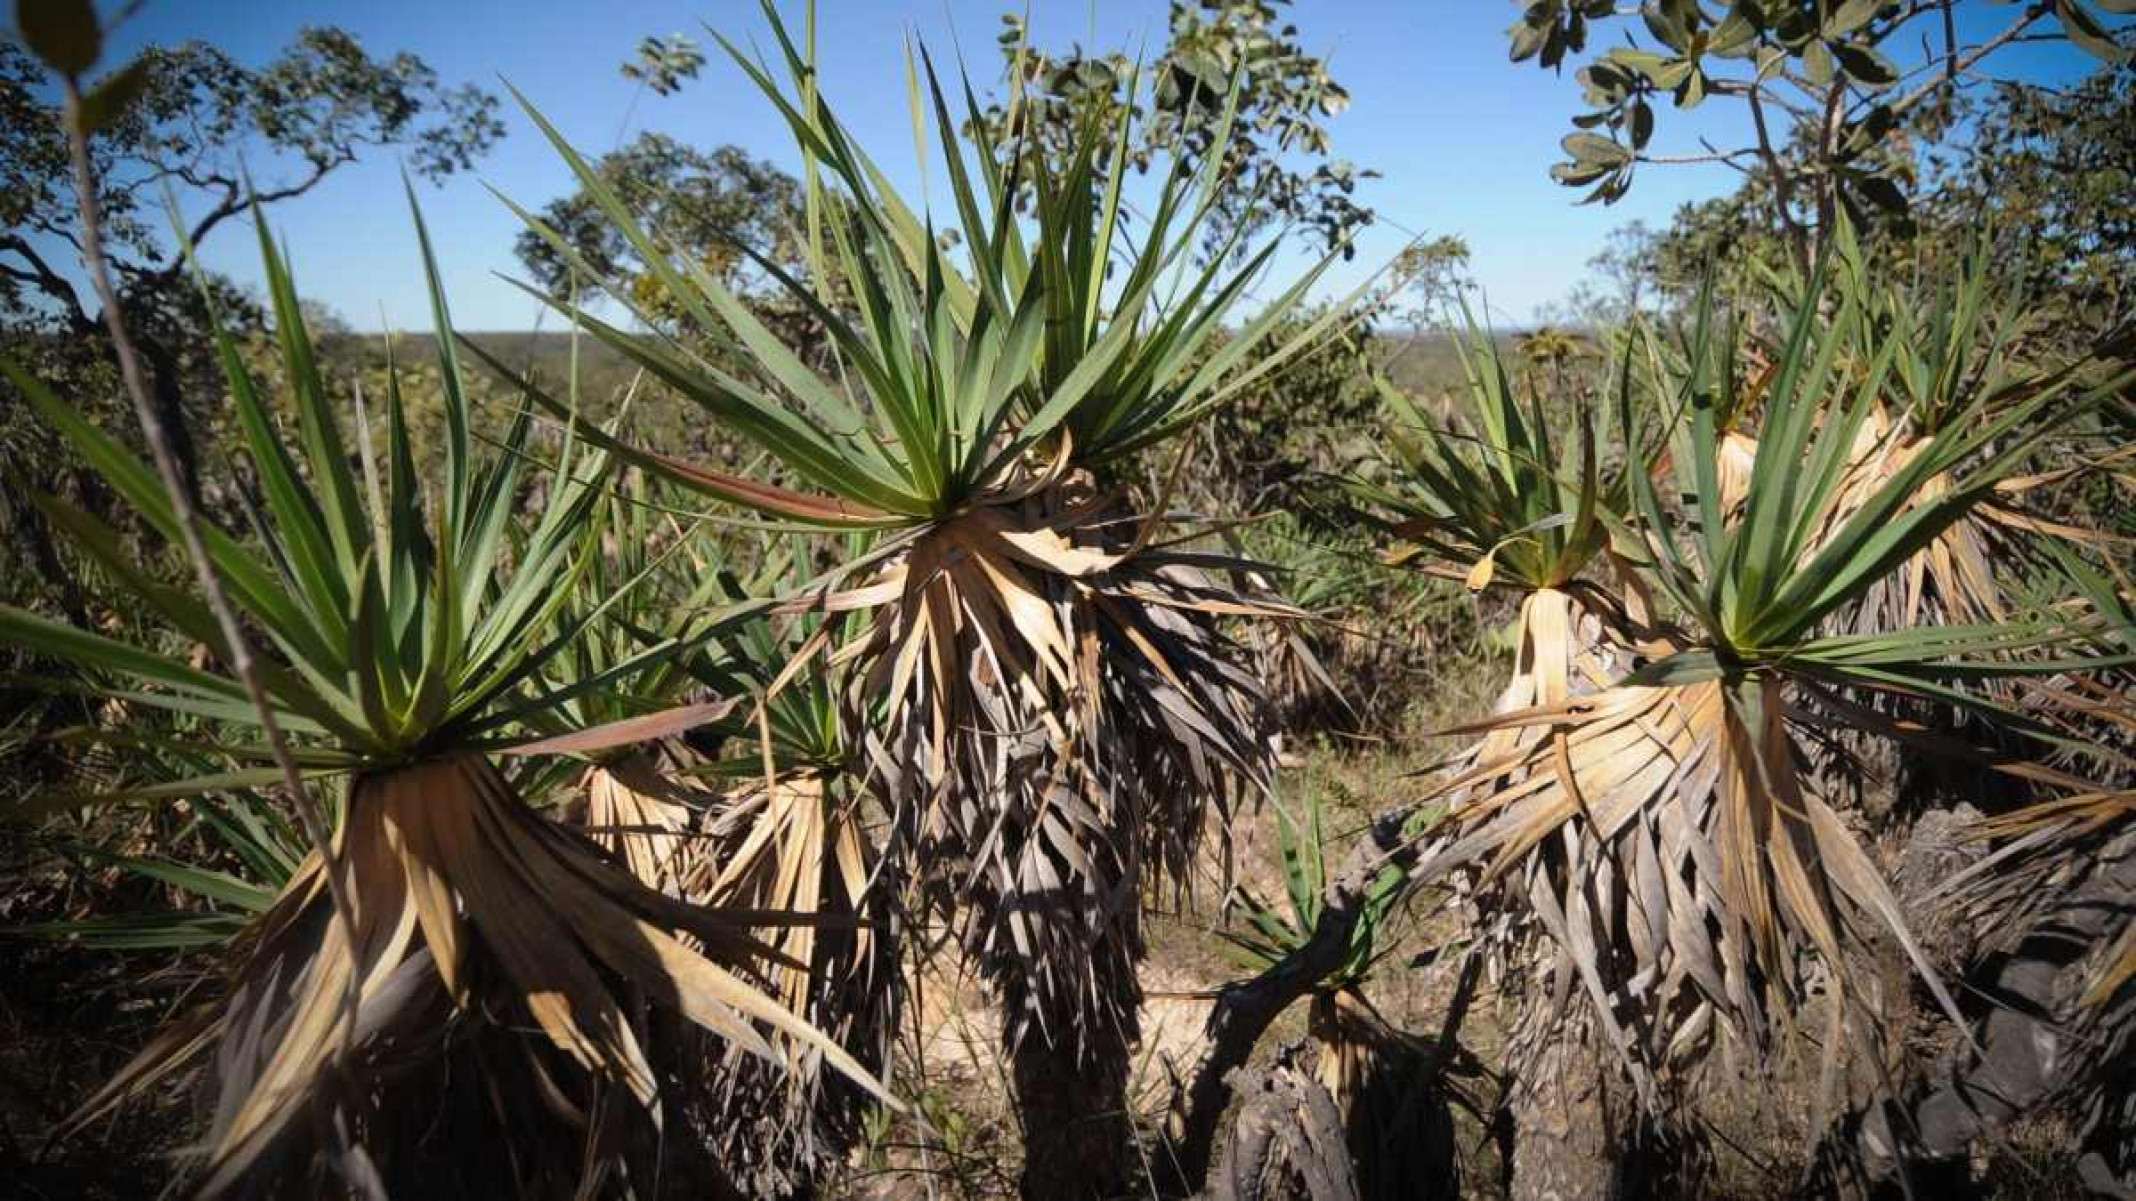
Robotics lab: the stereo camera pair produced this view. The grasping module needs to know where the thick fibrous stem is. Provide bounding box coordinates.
[1011,979,1137,1201]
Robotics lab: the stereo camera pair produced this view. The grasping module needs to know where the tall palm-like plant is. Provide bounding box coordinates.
[1815,237,2129,639]
[0,206,883,1196]
[1354,307,1625,769]
[479,6,1348,1192]
[1411,261,2131,1128]
[670,544,900,1198]
[1353,311,1653,1192]
[522,501,902,1198]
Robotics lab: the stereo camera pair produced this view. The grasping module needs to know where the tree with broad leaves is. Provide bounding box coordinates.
[512,134,809,337]
[1580,49,2134,342]
[1511,0,2134,267]
[0,27,502,492]
[1917,59,2136,337]
[0,18,502,758]
[979,0,1375,260]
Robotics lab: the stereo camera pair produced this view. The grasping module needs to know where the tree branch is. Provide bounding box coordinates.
[1815,80,1847,239]
[0,235,96,333]
[1888,0,2054,119]
[132,154,347,289]
[1747,85,1812,272]
[58,69,368,1112]
[1637,148,1756,169]
[1160,806,1421,1195]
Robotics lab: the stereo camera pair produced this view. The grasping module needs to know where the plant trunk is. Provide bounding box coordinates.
[1011,1015,1133,1201]
[1507,1021,1626,1201]
[1311,990,1461,1201]
[1208,1050,1361,1201]
[1867,829,2136,1194]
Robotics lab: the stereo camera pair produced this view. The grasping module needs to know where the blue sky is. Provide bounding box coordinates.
[88,0,2110,330]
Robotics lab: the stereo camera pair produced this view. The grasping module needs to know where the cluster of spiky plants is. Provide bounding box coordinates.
[4,1,1362,1193]
[473,5,1354,1192]
[1228,513,1465,735]
[666,547,903,1198]
[0,198,889,1196]
[1358,231,2135,1136]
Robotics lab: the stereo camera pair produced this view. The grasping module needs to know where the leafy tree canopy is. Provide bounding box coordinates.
[979,0,1373,257]
[1,29,502,335]
[512,133,806,325]
[1509,0,2132,262]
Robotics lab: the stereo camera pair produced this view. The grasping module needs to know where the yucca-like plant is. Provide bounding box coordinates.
[481,5,1347,1192]
[1813,238,2131,640]
[515,479,901,1198]
[1225,787,1410,1077]
[672,546,901,1199]
[19,771,303,952]
[1350,309,1661,1187]
[0,207,884,1196]
[1227,517,1359,733]
[526,465,760,900]
[1353,309,1626,770]
[1411,261,2132,1108]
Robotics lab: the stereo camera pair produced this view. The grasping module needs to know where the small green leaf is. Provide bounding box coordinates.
[1825,0,1885,39]
[1832,42,1899,87]
[1607,47,1671,80]
[1654,58,1695,89]
[2056,0,2132,61]
[1643,7,1690,52]
[1708,11,1759,56]
[1509,19,1550,62]
[1675,65,1707,109]
[76,56,149,132]
[1562,131,1631,166]
[1552,160,1614,186]
[1803,40,1836,86]
[17,0,100,76]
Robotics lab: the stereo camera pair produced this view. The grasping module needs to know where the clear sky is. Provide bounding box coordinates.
[87,0,2110,331]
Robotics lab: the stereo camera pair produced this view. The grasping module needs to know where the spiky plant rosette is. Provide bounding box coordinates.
[1220,784,1466,1201]
[1351,307,1645,837]
[0,208,885,1195]
[1353,303,1629,723]
[1351,307,1673,1105]
[1228,516,1426,735]
[656,549,902,1198]
[1221,785,1417,1082]
[486,5,1350,1104]
[1814,240,2133,643]
[1747,242,2136,816]
[506,494,902,1199]
[1409,264,2135,1105]
[524,467,767,900]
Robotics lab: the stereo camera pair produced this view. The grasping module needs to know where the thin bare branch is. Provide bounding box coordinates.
[56,71,367,1088]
